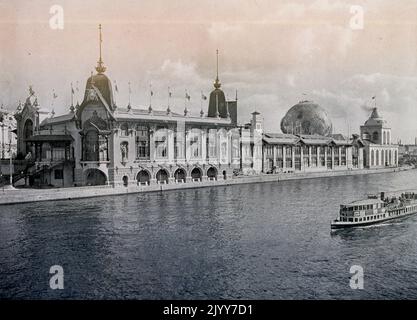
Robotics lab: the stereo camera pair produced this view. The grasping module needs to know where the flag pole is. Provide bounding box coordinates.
[128,82,131,105]
[149,83,152,108]
[70,82,74,107]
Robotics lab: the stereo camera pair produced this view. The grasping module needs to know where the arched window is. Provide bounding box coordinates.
[372,131,379,143]
[156,169,169,184]
[23,119,34,154]
[85,169,107,186]
[84,130,99,161]
[121,123,129,136]
[376,150,379,166]
[387,131,390,145]
[137,170,150,185]
[207,167,217,180]
[24,119,33,140]
[383,131,387,145]
[191,167,202,181]
[174,168,186,182]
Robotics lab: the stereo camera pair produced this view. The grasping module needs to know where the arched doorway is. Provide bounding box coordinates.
[137,170,150,185]
[156,169,169,184]
[223,170,227,180]
[122,176,128,187]
[191,167,202,181]
[207,167,217,180]
[85,169,107,186]
[174,168,186,183]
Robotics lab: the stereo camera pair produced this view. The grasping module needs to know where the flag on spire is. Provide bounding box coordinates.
[185,92,191,101]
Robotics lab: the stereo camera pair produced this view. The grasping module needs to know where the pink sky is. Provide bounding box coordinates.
[1,0,417,142]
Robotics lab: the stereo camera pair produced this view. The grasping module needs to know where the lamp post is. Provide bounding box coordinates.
[8,126,15,189]
[1,123,5,159]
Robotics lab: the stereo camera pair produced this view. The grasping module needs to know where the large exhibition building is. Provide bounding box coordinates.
[5,26,398,188]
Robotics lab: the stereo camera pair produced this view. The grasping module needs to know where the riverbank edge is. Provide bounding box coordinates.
[0,167,413,205]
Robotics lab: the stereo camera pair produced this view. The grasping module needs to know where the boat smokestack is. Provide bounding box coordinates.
[380,192,385,201]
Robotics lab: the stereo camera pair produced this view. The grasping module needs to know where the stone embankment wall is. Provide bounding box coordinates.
[0,167,411,205]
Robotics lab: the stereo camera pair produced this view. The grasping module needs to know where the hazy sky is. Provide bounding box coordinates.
[1,0,417,142]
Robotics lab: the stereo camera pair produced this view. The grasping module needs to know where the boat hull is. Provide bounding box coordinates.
[331,210,417,230]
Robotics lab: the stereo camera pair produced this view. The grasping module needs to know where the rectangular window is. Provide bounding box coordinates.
[319,146,325,166]
[232,137,240,158]
[341,146,346,166]
[334,147,340,166]
[155,127,168,158]
[352,146,359,167]
[99,135,108,161]
[276,145,283,168]
[135,125,149,159]
[190,129,201,159]
[286,146,293,168]
[294,146,301,170]
[326,147,332,169]
[303,145,309,168]
[311,146,317,167]
[208,129,217,158]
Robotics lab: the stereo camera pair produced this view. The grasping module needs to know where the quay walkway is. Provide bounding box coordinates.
[0,166,411,205]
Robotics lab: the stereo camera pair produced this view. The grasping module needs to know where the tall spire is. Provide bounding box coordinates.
[214,49,221,89]
[95,24,106,74]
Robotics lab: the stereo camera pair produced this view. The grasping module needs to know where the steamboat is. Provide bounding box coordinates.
[331,191,417,229]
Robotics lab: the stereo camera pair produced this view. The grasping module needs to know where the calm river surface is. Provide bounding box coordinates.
[2,170,417,299]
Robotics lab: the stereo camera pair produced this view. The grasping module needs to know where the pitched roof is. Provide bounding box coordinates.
[26,134,74,142]
[40,113,75,126]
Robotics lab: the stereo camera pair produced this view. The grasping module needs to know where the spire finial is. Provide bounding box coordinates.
[95,24,106,73]
[214,49,221,89]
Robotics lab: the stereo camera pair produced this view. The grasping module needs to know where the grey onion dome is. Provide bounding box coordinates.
[280,100,333,136]
[85,73,114,108]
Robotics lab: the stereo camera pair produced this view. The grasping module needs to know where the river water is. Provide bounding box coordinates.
[1,170,417,299]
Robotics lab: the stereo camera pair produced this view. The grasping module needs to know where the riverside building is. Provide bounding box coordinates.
[9,26,399,188]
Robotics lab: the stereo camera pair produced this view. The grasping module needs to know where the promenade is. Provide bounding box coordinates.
[0,166,411,205]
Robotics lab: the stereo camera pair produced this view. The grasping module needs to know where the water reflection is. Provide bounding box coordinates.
[1,170,417,299]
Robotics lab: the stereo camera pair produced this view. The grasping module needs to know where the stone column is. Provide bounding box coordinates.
[201,128,207,162]
[300,146,304,171]
[167,127,174,163]
[339,147,342,168]
[292,147,295,171]
[282,145,286,170]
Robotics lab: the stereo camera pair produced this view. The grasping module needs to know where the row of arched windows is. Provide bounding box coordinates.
[370,149,397,167]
